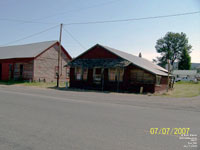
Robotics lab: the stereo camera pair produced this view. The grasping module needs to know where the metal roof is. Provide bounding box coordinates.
[101,45,168,76]
[0,40,58,59]
[69,44,168,76]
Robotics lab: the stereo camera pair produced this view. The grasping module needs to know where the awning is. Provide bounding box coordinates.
[66,59,131,68]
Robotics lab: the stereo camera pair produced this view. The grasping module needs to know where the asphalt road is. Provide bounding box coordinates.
[0,85,200,150]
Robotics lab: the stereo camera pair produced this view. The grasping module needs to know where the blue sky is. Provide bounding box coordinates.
[0,0,200,62]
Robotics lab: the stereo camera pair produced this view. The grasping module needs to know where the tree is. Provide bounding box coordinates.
[155,32,192,69]
[178,48,191,70]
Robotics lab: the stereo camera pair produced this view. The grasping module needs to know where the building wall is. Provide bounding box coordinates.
[14,61,34,81]
[122,65,156,93]
[1,63,9,81]
[0,63,2,80]
[33,44,71,82]
[79,45,120,59]
[0,61,34,81]
[154,76,168,92]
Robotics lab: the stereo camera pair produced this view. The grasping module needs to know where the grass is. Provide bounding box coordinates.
[160,81,200,98]
[0,80,66,88]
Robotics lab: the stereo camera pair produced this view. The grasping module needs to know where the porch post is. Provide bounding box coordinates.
[117,68,120,92]
[11,63,15,80]
[101,68,104,91]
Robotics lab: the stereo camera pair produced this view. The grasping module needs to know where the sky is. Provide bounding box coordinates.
[0,0,200,62]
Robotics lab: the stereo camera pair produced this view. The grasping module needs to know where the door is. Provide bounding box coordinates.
[0,63,2,80]
[93,68,102,84]
[20,64,24,79]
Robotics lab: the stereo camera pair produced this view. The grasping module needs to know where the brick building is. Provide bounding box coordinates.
[68,44,169,93]
[0,41,72,82]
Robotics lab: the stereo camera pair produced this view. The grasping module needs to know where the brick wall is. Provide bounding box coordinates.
[33,44,70,82]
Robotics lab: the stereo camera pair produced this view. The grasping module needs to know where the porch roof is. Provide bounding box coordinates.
[68,58,131,68]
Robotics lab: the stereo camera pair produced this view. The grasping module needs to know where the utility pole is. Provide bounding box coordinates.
[167,59,170,92]
[57,23,63,88]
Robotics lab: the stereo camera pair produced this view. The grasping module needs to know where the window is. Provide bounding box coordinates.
[75,67,82,80]
[93,68,102,83]
[156,75,162,85]
[83,68,88,81]
[9,64,13,79]
[109,68,116,81]
[130,69,154,84]
[109,68,124,82]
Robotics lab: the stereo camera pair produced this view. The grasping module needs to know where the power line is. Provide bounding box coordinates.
[1,24,59,46]
[33,0,122,21]
[0,11,199,46]
[0,18,57,25]
[63,11,200,25]
[0,11,199,26]
[0,0,122,24]
[63,27,86,49]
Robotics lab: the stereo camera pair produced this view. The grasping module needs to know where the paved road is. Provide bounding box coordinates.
[0,85,200,150]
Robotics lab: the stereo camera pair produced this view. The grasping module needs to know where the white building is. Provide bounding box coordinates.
[172,70,197,81]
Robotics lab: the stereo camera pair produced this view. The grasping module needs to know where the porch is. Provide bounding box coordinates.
[69,64,157,93]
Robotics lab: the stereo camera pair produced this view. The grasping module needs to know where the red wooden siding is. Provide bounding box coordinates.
[1,63,9,81]
[79,46,119,59]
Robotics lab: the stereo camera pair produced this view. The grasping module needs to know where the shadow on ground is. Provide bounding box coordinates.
[48,86,112,94]
[47,87,152,96]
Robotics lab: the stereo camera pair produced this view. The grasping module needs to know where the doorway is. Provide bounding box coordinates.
[19,64,24,80]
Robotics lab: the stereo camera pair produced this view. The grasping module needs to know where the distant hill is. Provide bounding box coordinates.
[191,63,200,69]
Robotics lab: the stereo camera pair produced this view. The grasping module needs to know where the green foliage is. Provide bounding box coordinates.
[178,48,191,70]
[155,32,192,68]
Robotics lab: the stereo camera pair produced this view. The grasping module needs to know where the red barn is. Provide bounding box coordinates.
[0,41,72,82]
[67,44,169,93]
